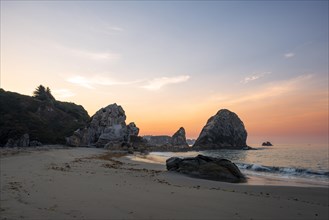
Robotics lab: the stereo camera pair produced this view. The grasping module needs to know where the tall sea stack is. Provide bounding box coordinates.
[193,109,248,149]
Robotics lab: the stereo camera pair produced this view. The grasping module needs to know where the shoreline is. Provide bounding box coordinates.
[1,147,328,219]
[1,145,328,188]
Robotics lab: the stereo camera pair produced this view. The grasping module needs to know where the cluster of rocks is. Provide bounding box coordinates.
[166,154,246,183]
[66,103,139,150]
[262,141,273,146]
[4,134,42,147]
[66,104,250,152]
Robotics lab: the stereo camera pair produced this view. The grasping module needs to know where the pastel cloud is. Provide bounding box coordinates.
[141,75,191,90]
[52,89,75,99]
[70,49,121,61]
[67,74,190,91]
[67,75,141,89]
[242,72,271,84]
[67,76,95,89]
[284,52,295,58]
[213,74,314,104]
[53,43,121,61]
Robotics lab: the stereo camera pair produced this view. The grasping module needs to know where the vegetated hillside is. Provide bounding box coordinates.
[0,87,90,146]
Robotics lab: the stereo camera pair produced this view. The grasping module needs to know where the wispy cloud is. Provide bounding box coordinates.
[67,76,95,89]
[284,52,295,58]
[67,74,191,90]
[67,75,142,89]
[107,26,124,32]
[212,74,314,104]
[241,72,271,84]
[53,89,75,99]
[70,49,121,61]
[141,75,190,90]
[53,43,121,61]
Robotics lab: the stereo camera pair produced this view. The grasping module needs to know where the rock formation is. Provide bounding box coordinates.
[142,127,189,151]
[193,109,248,149]
[66,103,139,148]
[143,135,172,147]
[5,134,30,147]
[4,134,42,147]
[166,155,246,183]
[170,127,188,147]
[262,141,273,146]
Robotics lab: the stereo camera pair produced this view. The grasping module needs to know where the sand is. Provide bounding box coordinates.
[1,147,328,220]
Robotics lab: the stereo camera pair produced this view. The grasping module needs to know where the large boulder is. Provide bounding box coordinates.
[166,155,246,183]
[193,109,248,149]
[170,127,188,147]
[66,103,139,148]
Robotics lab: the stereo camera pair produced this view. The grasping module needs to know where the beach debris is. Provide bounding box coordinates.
[166,154,246,183]
[49,163,71,172]
[193,109,248,150]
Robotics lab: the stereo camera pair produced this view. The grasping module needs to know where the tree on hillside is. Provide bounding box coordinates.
[33,85,55,101]
[45,87,55,100]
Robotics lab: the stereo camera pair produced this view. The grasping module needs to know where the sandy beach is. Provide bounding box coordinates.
[1,147,328,220]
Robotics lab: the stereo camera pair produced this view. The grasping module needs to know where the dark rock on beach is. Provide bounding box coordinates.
[193,109,248,149]
[166,155,246,183]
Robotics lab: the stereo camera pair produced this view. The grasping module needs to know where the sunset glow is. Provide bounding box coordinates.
[1,1,328,144]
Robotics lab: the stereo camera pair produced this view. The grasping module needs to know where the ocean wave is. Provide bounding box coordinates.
[236,163,329,178]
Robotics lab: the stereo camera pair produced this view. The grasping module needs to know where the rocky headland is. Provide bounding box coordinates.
[0,87,89,147]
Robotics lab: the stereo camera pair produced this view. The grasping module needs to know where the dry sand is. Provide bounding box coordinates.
[1,147,328,220]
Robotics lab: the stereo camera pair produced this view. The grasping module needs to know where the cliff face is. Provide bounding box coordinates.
[193,109,248,149]
[0,89,90,146]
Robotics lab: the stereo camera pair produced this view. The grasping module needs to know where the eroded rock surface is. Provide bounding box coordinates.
[66,103,139,148]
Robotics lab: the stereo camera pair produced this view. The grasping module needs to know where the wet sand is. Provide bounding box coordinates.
[1,147,328,220]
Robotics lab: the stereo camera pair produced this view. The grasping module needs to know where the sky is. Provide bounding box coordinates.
[1,1,328,145]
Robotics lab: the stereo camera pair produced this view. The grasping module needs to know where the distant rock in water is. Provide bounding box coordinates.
[142,127,190,151]
[193,109,248,149]
[143,135,172,147]
[262,141,273,146]
[170,127,188,147]
[166,155,246,183]
[66,103,139,148]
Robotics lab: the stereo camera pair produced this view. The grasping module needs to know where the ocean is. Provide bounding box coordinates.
[147,143,329,187]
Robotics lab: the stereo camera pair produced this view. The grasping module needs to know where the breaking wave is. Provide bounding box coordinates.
[236,162,329,179]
